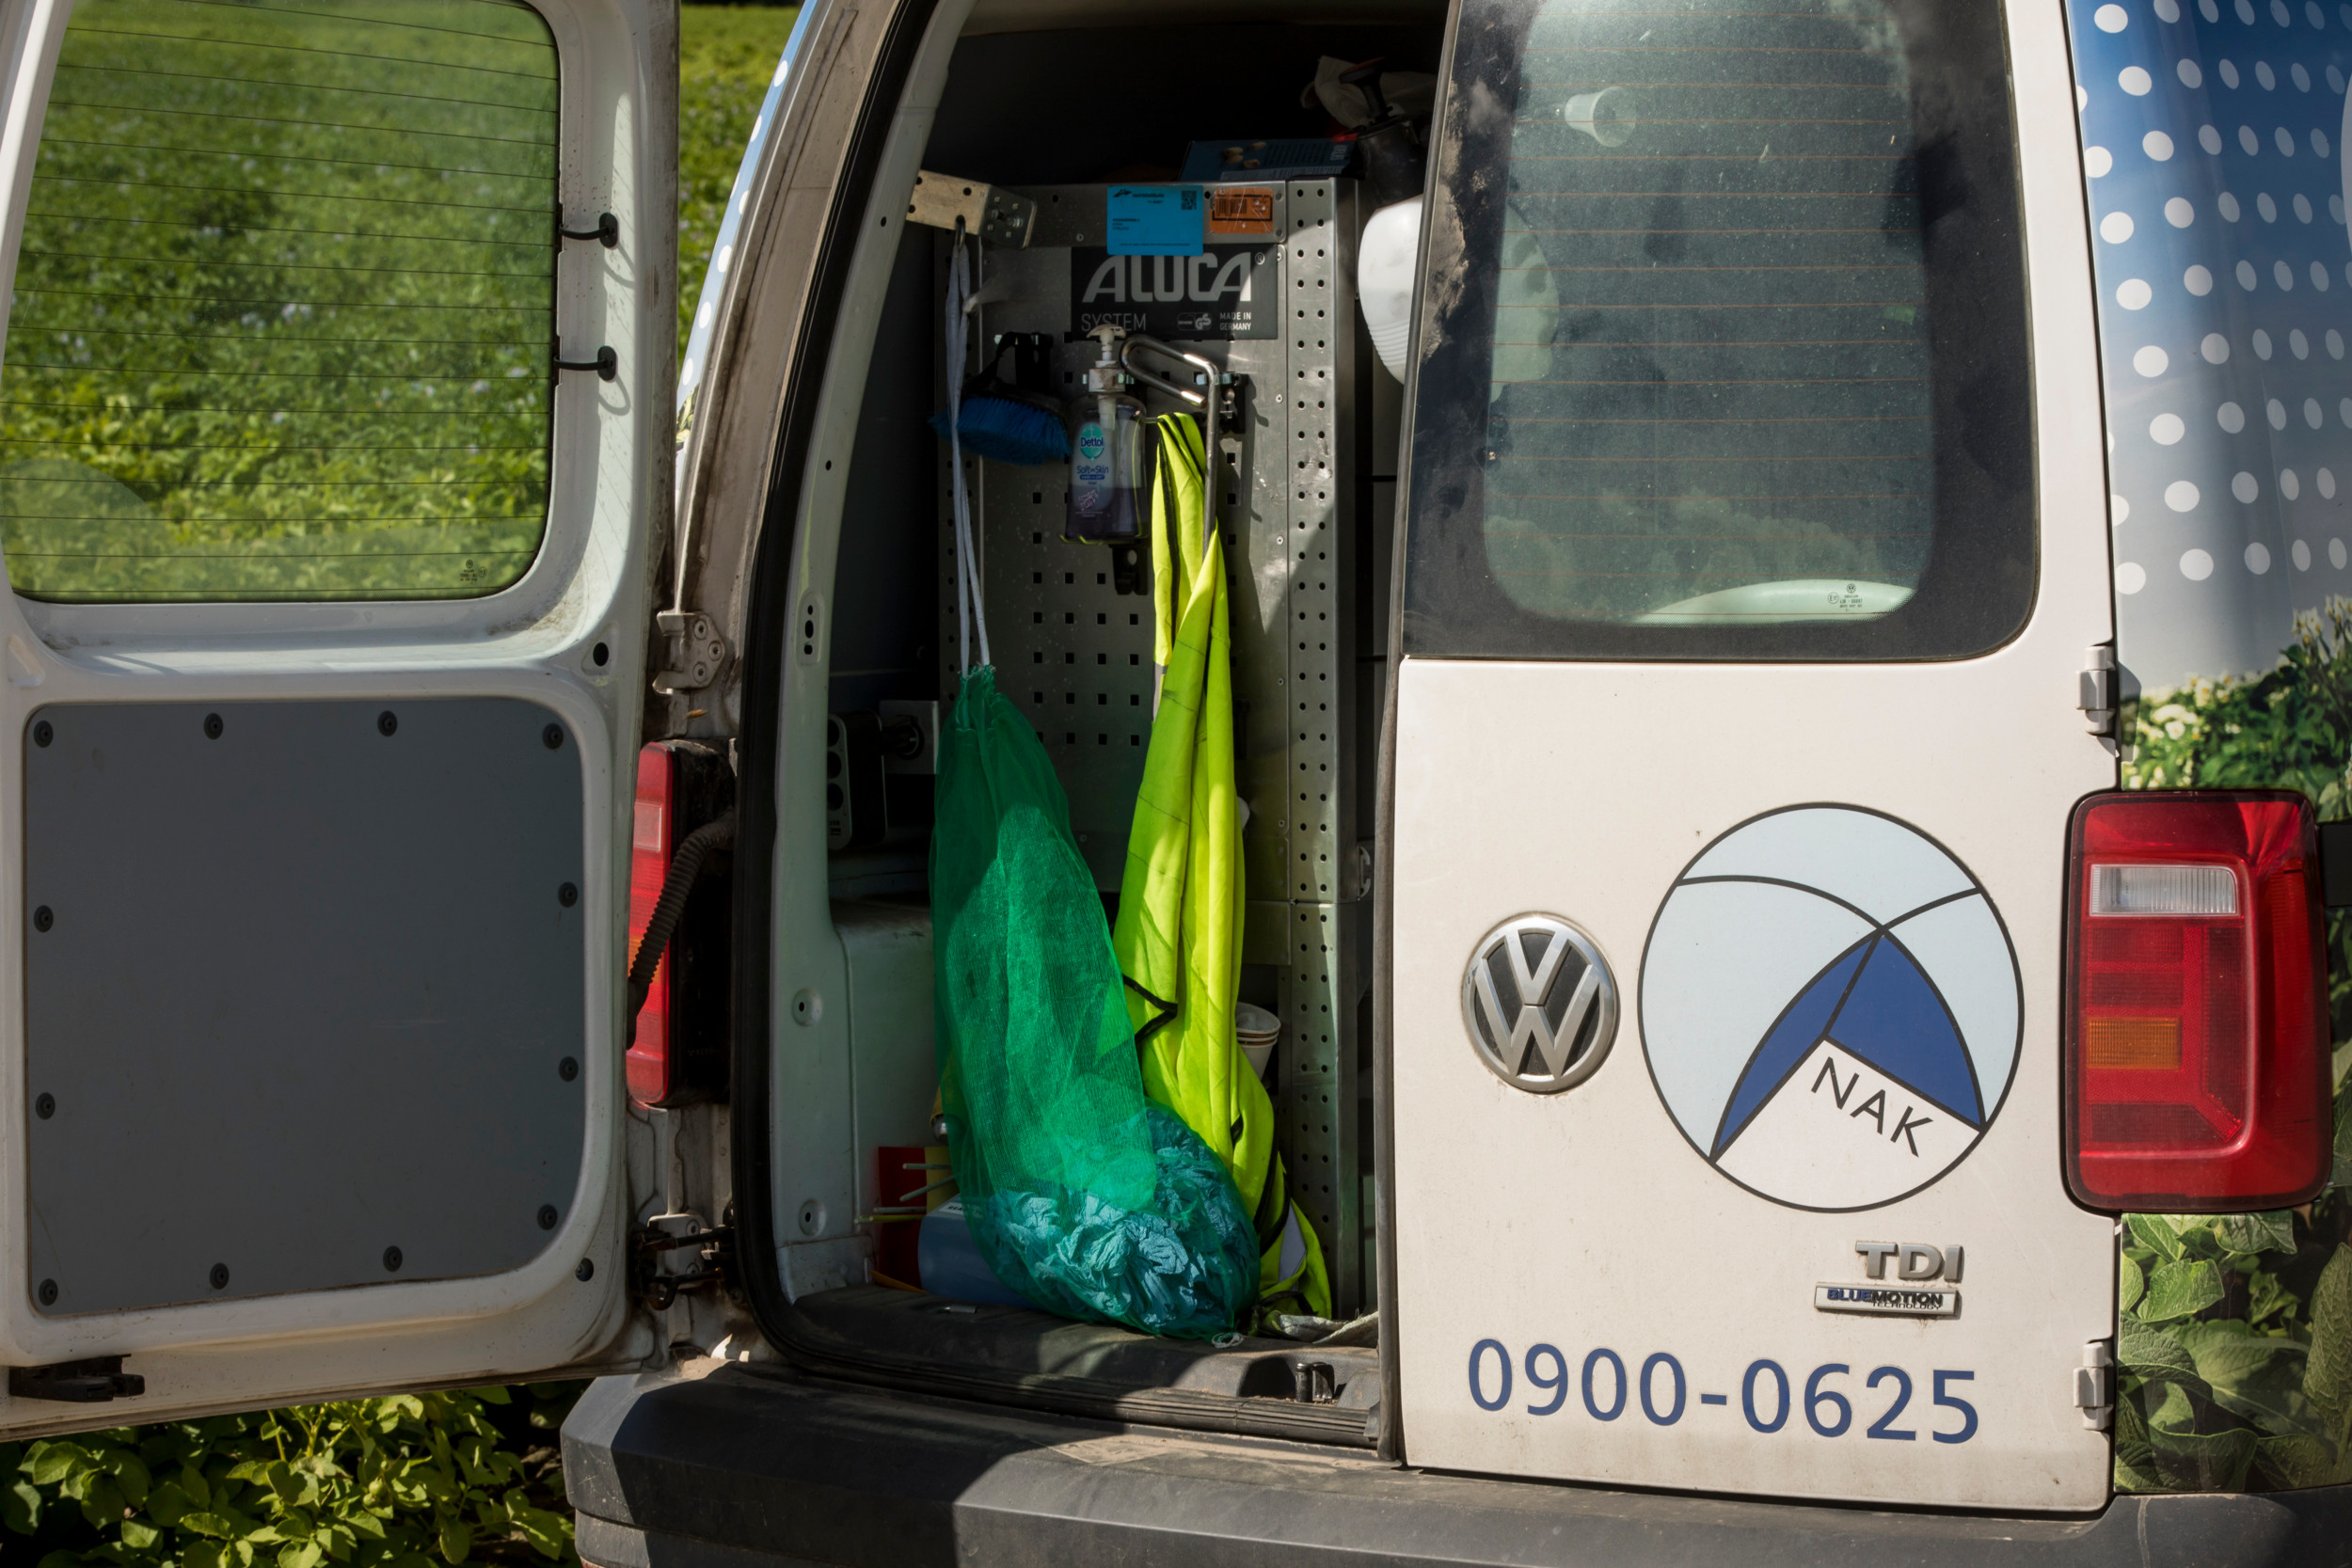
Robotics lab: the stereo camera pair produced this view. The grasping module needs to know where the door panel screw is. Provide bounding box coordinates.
[34,1094,54,1119]
[383,1247,403,1273]
[377,711,398,736]
[557,883,579,908]
[203,713,223,740]
[537,1205,559,1230]
[558,1057,579,1082]
[543,724,564,750]
[32,907,52,933]
[575,1259,595,1282]
[209,1264,229,1291]
[37,1280,56,1307]
[32,721,51,748]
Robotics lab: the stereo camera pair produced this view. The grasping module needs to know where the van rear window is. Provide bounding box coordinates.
[1401,0,2033,659]
[0,0,559,604]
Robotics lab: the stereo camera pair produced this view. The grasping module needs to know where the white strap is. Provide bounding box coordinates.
[945,228,991,673]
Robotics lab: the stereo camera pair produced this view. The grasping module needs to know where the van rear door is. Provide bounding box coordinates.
[0,0,668,1431]
[1386,0,2119,1508]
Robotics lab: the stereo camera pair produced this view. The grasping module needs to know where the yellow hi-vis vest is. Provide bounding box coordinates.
[1114,412,1331,1323]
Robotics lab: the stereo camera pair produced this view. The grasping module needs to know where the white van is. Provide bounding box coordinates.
[0,0,2343,1559]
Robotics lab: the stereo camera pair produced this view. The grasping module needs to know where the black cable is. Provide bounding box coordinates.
[627,812,736,1037]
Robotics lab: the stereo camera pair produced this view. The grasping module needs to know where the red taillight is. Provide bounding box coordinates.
[2065,791,2330,1212]
[627,743,676,1106]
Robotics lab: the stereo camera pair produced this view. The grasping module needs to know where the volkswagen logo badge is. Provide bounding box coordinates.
[1461,914,1618,1093]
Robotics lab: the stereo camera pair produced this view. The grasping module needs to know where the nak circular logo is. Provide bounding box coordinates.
[1639,805,2020,1212]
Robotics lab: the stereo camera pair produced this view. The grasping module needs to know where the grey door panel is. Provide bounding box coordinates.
[24,698,586,1313]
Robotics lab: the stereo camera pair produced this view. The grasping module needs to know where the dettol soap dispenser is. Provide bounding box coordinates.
[1067,325,1146,543]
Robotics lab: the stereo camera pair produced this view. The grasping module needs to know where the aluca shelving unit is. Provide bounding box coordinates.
[934,179,1378,1313]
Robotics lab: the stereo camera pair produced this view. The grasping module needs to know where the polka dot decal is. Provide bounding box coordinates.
[2074,0,2352,683]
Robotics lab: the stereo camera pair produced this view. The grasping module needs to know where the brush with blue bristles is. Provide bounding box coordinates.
[930,329,1071,467]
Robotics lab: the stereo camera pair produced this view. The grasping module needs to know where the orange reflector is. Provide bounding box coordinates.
[2084,1015,2182,1071]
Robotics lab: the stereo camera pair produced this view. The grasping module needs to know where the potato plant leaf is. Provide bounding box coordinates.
[2308,1244,2352,1446]
[2141,1259,2226,1323]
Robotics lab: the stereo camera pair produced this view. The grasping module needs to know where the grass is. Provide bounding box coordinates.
[679,6,803,362]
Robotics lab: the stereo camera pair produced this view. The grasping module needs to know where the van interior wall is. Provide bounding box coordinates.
[808,14,1438,1349]
[827,224,940,721]
[921,24,1442,185]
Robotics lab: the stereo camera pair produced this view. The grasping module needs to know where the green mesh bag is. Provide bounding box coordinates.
[930,665,1258,1338]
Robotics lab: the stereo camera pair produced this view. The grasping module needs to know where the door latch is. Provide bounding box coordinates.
[1290,1360,1337,1404]
[9,1355,144,1403]
[2074,1338,2115,1430]
[632,1214,735,1309]
[2079,645,2118,737]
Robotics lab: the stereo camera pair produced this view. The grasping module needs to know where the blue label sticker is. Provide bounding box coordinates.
[1106,185,1204,257]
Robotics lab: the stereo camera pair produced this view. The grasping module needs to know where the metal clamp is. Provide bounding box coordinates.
[905,170,1037,247]
[1120,335,1228,555]
[554,346,618,382]
[560,211,619,249]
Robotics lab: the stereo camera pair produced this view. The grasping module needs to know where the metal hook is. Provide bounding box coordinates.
[553,346,618,381]
[560,212,619,248]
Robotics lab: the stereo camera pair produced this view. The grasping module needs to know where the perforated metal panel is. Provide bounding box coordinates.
[22,698,588,1313]
[1266,183,1367,1313]
[939,182,1371,1310]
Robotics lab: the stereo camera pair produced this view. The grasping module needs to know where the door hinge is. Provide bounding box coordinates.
[2074,1338,2115,1430]
[9,1356,145,1403]
[2079,645,2118,737]
[653,610,729,697]
[632,1213,735,1309]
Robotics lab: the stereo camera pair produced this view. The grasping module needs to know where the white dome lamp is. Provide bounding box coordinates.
[1357,87,1632,386]
[1357,196,1422,384]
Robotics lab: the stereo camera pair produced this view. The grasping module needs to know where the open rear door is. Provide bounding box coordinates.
[1386,0,2120,1511]
[0,0,671,1431]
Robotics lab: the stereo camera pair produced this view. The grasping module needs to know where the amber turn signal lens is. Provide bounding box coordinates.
[2084,1015,2182,1071]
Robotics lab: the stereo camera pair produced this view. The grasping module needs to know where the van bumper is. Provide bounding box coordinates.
[562,1363,2352,1568]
